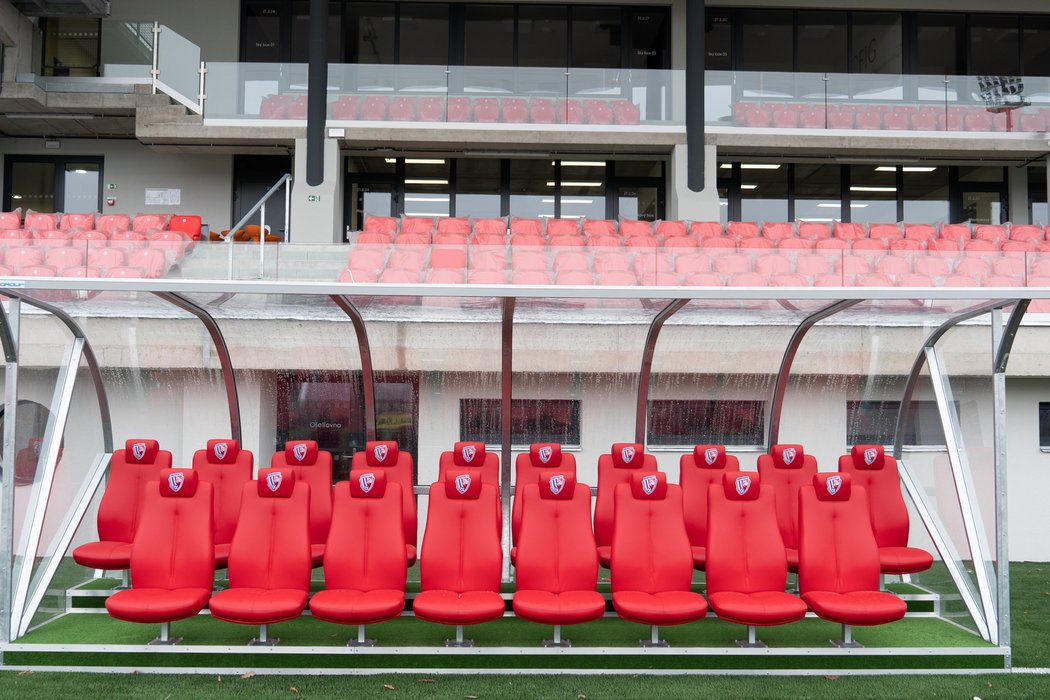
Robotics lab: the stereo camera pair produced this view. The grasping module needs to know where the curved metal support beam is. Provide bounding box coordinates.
[892,299,1016,459]
[0,301,17,363]
[0,291,113,454]
[768,299,861,447]
[329,295,376,442]
[500,297,515,583]
[154,292,242,445]
[993,299,1029,374]
[635,299,690,445]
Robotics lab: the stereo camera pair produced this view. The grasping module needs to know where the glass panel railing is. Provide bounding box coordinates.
[155,24,201,112]
[98,19,153,80]
[203,63,309,120]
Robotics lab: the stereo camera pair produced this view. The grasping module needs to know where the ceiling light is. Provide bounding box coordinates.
[720,163,782,170]
[816,203,841,208]
[798,217,835,222]
[404,212,448,217]
[405,178,448,185]
[11,195,22,200]
[549,181,602,187]
[405,196,449,202]
[73,169,88,174]
[741,184,759,190]
[850,186,896,193]
[406,158,446,164]
[384,158,397,163]
[557,160,606,167]
[875,166,938,173]
[553,198,594,204]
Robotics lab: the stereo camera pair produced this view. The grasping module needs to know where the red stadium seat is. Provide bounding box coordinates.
[473,97,500,122]
[360,96,389,120]
[0,228,32,242]
[777,237,813,250]
[308,470,408,643]
[363,216,398,235]
[611,472,708,644]
[529,98,555,124]
[799,473,907,643]
[756,254,793,277]
[547,218,580,237]
[438,441,500,492]
[798,106,825,128]
[513,471,605,645]
[414,470,504,643]
[583,99,613,124]
[594,443,657,568]
[209,468,312,643]
[509,218,541,237]
[869,224,902,243]
[738,237,773,250]
[132,215,168,234]
[285,95,308,119]
[45,247,85,271]
[679,445,738,570]
[583,219,617,238]
[0,212,20,229]
[469,269,508,284]
[556,99,584,124]
[437,217,471,236]
[911,107,939,131]
[838,445,933,575]
[430,247,467,269]
[904,224,936,242]
[1010,225,1045,244]
[761,222,795,241]
[388,96,417,121]
[72,439,173,570]
[714,254,751,275]
[656,221,688,238]
[192,439,253,568]
[834,222,865,241]
[4,247,43,269]
[417,96,444,121]
[939,223,971,243]
[104,265,146,279]
[705,472,808,644]
[594,251,630,274]
[502,97,528,123]
[24,212,58,230]
[168,215,203,241]
[17,265,56,277]
[329,95,360,120]
[59,213,94,231]
[351,441,418,566]
[108,230,146,250]
[512,443,578,548]
[553,251,589,273]
[727,221,759,239]
[127,248,168,278]
[271,440,333,567]
[447,97,471,122]
[798,222,831,240]
[612,99,641,125]
[105,469,214,643]
[756,444,817,573]
[401,217,435,236]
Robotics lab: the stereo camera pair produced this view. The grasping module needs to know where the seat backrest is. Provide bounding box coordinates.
[755,444,817,550]
[131,469,214,590]
[437,441,500,487]
[610,472,692,594]
[324,470,408,591]
[228,468,312,592]
[191,439,253,547]
[420,469,501,594]
[838,444,910,548]
[350,440,417,551]
[270,440,333,547]
[705,472,787,596]
[512,443,578,544]
[515,471,597,593]
[798,473,880,594]
[97,439,173,543]
[679,444,739,550]
[594,442,657,548]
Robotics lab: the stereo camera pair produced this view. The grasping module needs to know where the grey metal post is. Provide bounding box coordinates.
[686,0,706,192]
[284,178,292,243]
[330,296,376,442]
[153,292,242,444]
[0,298,19,645]
[500,297,515,582]
[306,0,327,186]
[259,201,267,279]
[635,299,689,445]
[768,299,861,447]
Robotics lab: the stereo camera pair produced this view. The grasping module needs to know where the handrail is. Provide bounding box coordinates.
[223,173,292,280]
[222,173,292,243]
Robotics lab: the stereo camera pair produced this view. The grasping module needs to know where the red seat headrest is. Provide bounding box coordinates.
[771,444,805,469]
[125,439,160,464]
[365,440,399,467]
[629,471,666,499]
[814,473,851,501]
[694,444,727,469]
[529,442,562,467]
[723,471,760,501]
[285,440,319,465]
[258,467,296,498]
[349,469,387,498]
[611,442,645,468]
[445,468,482,499]
[452,441,486,467]
[206,438,240,464]
[160,468,198,497]
[851,444,885,470]
[538,469,575,499]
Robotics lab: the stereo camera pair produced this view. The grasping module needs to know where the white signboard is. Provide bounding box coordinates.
[145,188,181,206]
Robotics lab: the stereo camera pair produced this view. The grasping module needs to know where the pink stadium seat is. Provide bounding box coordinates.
[24,212,57,230]
[798,106,825,129]
[705,472,808,640]
[510,233,544,247]
[192,439,253,568]
[583,99,613,125]
[33,229,72,248]
[512,443,578,548]
[927,239,961,254]
[772,273,809,286]
[726,222,759,240]
[364,216,398,235]
[761,222,795,241]
[889,238,924,254]
[548,219,580,237]
[4,247,43,269]
[502,97,528,123]
[1019,111,1046,132]
[259,94,288,119]
[633,254,671,275]
[756,254,793,277]
[852,239,887,253]
[656,221,688,238]
[594,443,657,568]
[17,265,56,277]
[854,108,882,130]
[625,235,659,249]
[897,273,935,287]
[611,472,708,638]
[964,239,998,253]
[728,272,765,286]
[826,106,854,129]
[508,218,540,237]
[964,110,993,131]
[348,441,418,565]
[401,217,435,236]
[796,254,833,277]
[59,213,94,231]
[555,270,594,285]
[104,265,146,279]
[513,471,605,641]
[87,247,126,273]
[529,98,555,123]
[593,252,630,275]
[388,248,426,271]
[308,470,408,638]
[939,223,971,243]
[108,230,147,250]
[756,444,817,573]
[355,234,391,247]
[348,247,386,272]
[209,468,311,639]
[868,224,902,243]
[679,445,737,570]
[0,228,31,242]
[45,247,85,270]
[513,270,552,284]
[127,248,168,278]
[360,96,389,120]
[675,253,713,276]
[713,254,751,275]
[549,235,585,248]
[447,97,471,122]
[511,249,547,272]
[911,107,939,131]
[876,256,910,278]
[583,219,616,238]
[799,473,907,636]
[685,272,725,286]
[271,440,334,567]
[777,238,813,250]
[388,96,417,121]
[798,222,831,240]
[701,236,737,253]
[72,440,172,570]
[431,247,468,269]
[473,98,500,123]
[954,256,991,281]
[771,106,799,128]
[739,237,773,250]
[104,469,214,640]
[942,274,975,287]
[994,256,1027,277]
[841,255,872,276]
[1008,225,1044,243]
[470,247,507,271]
[414,470,504,637]
[834,222,865,241]
[598,270,637,286]
[132,215,168,234]
[588,235,623,249]
[469,269,508,284]
[612,99,641,125]
[556,99,584,124]
[881,108,909,130]
[329,95,360,120]
[903,224,936,242]
[741,105,773,128]
[855,273,893,287]
[417,96,444,122]
[286,95,308,119]
[553,250,589,273]
[974,225,1007,246]
[663,236,698,250]
[437,217,470,236]
[339,268,377,283]
[0,212,20,229]
[425,268,465,284]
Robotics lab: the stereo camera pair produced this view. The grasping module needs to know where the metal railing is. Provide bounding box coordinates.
[223,173,292,280]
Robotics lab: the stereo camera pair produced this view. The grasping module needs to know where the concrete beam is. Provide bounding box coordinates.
[0,0,39,80]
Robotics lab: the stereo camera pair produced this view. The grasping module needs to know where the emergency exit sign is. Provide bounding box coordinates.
[307,195,321,202]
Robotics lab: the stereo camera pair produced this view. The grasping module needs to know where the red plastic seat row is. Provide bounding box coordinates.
[323,95,640,125]
[734,102,1025,133]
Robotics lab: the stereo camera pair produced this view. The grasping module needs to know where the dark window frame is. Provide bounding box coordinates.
[646,399,767,448]
[846,399,953,447]
[2,155,104,214]
[459,398,582,448]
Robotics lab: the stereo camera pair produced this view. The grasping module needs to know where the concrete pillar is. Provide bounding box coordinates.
[669,144,720,221]
[0,0,38,81]
[1008,165,1029,225]
[290,137,344,244]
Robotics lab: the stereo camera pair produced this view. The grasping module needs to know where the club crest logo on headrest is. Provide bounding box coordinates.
[705,448,719,466]
[827,475,842,496]
[455,474,472,494]
[549,474,565,495]
[373,444,388,462]
[641,474,658,496]
[214,443,228,461]
[167,472,184,493]
[266,471,283,492]
[132,442,146,461]
[735,475,751,496]
[462,445,476,463]
[782,447,797,465]
[293,443,308,462]
[864,448,878,466]
[622,446,636,464]
[359,472,376,493]
[538,446,553,464]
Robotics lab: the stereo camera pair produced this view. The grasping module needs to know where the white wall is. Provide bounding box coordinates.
[108,0,240,63]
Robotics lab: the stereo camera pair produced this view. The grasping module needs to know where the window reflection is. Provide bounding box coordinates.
[849,165,898,223]
[740,164,788,222]
[510,160,555,218]
[903,167,949,224]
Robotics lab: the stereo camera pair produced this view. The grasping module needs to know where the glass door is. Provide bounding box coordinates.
[3,157,102,214]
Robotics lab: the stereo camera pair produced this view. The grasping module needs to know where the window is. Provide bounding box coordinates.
[849,165,898,224]
[797,11,847,74]
[1040,403,1050,449]
[464,4,514,67]
[847,400,948,447]
[629,9,669,70]
[705,9,732,71]
[290,0,342,62]
[3,156,102,214]
[518,5,567,68]
[571,7,621,69]
[460,399,582,446]
[0,400,55,486]
[903,167,950,224]
[916,14,965,76]
[794,164,842,223]
[404,159,450,217]
[509,159,555,219]
[347,2,396,64]
[739,10,793,72]
[647,400,765,447]
[40,17,100,77]
[399,3,449,65]
[455,159,501,218]
[851,13,902,74]
[1022,16,1050,77]
[970,14,1019,76]
[740,164,788,222]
